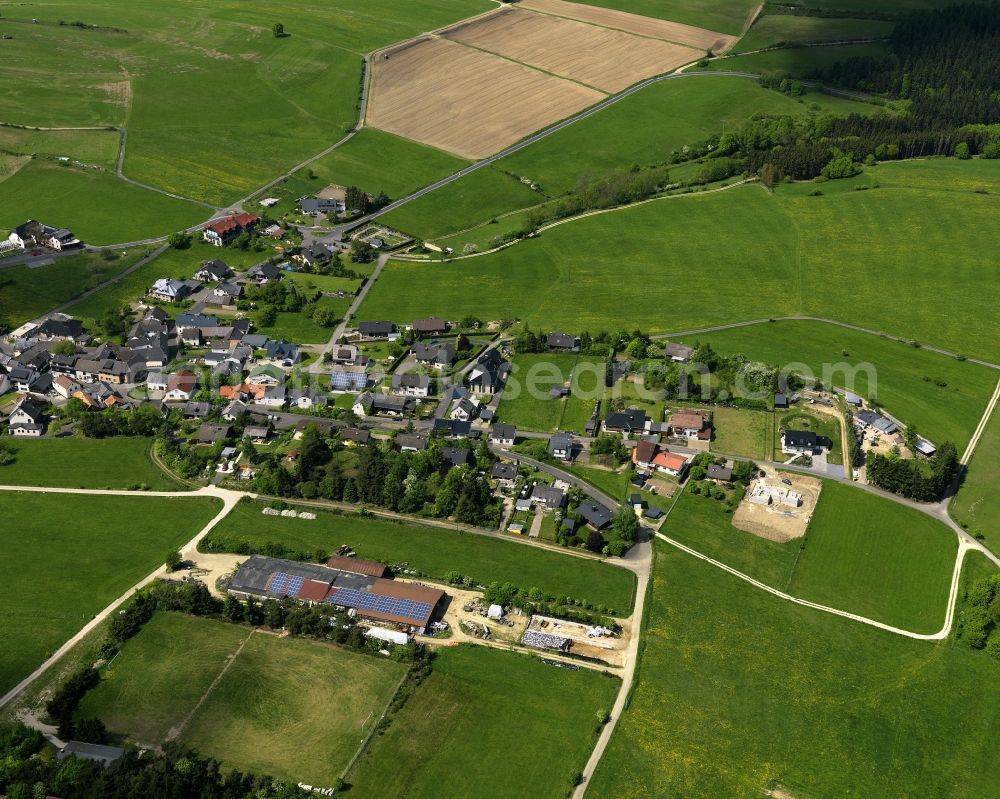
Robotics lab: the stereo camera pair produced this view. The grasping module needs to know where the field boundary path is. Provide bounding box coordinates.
[650,316,1000,370]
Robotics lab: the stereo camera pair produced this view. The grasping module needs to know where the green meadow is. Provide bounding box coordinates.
[662,480,957,632]
[77,612,406,785]
[0,492,222,696]
[204,499,637,613]
[734,14,894,53]
[361,160,1000,363]
[588,547,1000,798]
[684,319,996,451]
[0,127,121,169]
[0,160,205,245]
[0,249,145,330]
[0,436,185,490]
[952,411,1000,556]
[0,0,490,206]
[496,352,606,433]
[346,645,620,799]
[708,40,891,78]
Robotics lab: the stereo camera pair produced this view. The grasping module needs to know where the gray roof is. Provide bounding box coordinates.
[577,500,612,529]
[531,484,566,508]
[57,741,125,765]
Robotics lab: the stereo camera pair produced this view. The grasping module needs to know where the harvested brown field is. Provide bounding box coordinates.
[518,0,738,53]
[366,37,605,159]
[443,7,701,93]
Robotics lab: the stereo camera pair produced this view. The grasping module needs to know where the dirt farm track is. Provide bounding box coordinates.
[365,0,734,158]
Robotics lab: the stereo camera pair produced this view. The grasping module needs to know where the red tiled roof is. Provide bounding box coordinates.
[326,556,389,578]
[297,579,334,602]
[653,451,688,472]
[670,412,705,431]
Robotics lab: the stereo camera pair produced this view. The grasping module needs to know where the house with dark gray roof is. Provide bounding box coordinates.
[547,332,579,351]
[577,500,613,529]
[358,320,399,340]
[548,431,574,460]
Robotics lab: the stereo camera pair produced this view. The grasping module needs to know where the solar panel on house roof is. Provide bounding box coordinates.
[330,371,367,390]
[267,572,304,596]
[325,588,432,621]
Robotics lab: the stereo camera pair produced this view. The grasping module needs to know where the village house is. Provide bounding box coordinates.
[531,484,566,510]
[164,371,198,402]
[669,411,710,440]
[441,447,470,468]
[8,396,47,436]
[195,259,233,282]
[247,363,284,386]
[357,320,399,341]
[195,423,232,445]
[490,423,516,447]
[412,341,456,369]
[292,244,334,269]
[548,431,574,461]
[150,278,199,303]
[340,427,371,446]
[410,317,449,336]
[467,348,509,394]
[202,212,258,247]
[604,407,647,434]
[577,500,612,530]
[547,332,579,351]
[433,418,473,438]
[397,433,428,452]
[328,367,369,393]
[782,429,832,456]
[664,343,694,363]
[449,395,480,422]
[247,263,282,285]
[391,372,431,398]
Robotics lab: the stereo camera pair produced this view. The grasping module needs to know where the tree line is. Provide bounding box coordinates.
[865,440,959,500]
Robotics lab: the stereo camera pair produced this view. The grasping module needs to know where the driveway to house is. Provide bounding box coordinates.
[492,448,620,510]
[309,252,390,372]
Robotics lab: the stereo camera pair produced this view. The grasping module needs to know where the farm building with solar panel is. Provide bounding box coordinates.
[228,555,445,633]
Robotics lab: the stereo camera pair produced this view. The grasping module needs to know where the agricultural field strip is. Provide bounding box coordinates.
[440,7,703,93]
[517,0,738,52]
[655,529,971,641]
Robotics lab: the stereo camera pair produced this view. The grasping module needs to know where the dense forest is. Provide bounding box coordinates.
[813,2,1000,126]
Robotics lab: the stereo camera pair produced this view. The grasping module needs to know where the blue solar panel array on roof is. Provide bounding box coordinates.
[325,588,432,621]
[330,371,367,390]
[267,573,304,595]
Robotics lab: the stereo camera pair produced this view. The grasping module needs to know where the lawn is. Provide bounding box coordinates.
[687,318,997,450]
[734,13,894,53]
[774,407,843,465]
[360,160,1000,364]
[0,436,186,490]
[346,645,620,798]
[587,545,1000,798]
[204,499,637,613]
[952,408,1000,556]
[0,0,491,208]
[251,298,349,344]
[0,492,222,696]
[0,161,206,245]
[566,461,631,502]
[383,75,874,241]
[0,249,145,330]
[77,612,406,785]
[710,406,771,460]
[496,353,606,433]
[789,482,957,632]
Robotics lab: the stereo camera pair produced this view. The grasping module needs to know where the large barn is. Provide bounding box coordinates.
[228,555,444,633]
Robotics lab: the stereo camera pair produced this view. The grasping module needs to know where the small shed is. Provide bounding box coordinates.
[774,393,789,409]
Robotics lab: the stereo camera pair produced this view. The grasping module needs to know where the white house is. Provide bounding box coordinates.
[449,396,479,422]
[257,386,287,408]
[391,373,430,398]
[489,423,516,447]
[8,397,46,436]
[146,372,168,392]
[53,374,81,399]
